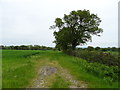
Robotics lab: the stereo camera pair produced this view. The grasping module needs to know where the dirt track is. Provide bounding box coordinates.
[28,61,87,88]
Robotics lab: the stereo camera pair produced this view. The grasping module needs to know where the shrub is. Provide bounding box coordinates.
[66,49,120,82]
[73,59,119,82]
[67,50,119,66]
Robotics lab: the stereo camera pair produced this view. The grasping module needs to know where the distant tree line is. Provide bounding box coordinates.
[0,45,54,50]
[1,45,119,52]
[77,46,119,52]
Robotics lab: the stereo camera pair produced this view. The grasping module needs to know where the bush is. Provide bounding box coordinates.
[67,50,119,66]
[72,58,119,82]
[65,49,120,82]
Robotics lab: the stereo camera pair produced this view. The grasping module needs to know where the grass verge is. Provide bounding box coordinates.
[50,74,70,88]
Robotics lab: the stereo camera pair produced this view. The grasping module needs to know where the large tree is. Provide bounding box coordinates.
[50,10,103,51]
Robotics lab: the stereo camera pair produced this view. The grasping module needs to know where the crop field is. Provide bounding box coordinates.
[2,50,119,88]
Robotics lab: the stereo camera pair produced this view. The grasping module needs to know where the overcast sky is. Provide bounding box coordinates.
[0,0,119,47]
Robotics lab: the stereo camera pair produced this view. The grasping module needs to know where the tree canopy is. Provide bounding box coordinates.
[50,10,103,51]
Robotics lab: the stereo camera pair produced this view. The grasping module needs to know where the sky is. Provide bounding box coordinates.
[0,0,119,47]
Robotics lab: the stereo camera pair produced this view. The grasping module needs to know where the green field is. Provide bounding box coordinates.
[2,50,119,88]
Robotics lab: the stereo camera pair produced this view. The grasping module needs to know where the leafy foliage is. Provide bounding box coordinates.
[72,59,119,82]
[66,50,119,66]
[50,10,103,51]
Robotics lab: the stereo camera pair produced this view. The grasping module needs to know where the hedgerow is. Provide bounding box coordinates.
[66,50,119,66]
[72,57,119,82]
[65,49,120,82]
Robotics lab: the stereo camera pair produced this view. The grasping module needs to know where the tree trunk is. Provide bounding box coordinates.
[72,43,76,50]
[72,39,77,50]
